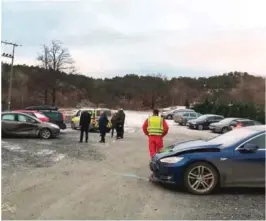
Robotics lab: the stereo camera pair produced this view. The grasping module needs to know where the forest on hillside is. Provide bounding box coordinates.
[1,63,265,110]
[1,40,265,110]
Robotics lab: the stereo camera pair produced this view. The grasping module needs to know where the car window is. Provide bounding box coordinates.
[244,134,265,149]
[25,112,35,117]
[242,121,253,126]
[42,112,63,121]
[208,117,215,121]
[18,114,36,123]
[190,113,197,117]
[183,113,189,117]
[215,116,223,120]
[2,114,16,121]
[76,110,81,117]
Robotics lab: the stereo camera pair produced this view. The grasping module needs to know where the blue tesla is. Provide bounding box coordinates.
[150,125,265,195]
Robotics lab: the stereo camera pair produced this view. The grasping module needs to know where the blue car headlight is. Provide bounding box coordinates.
[160,157,184,164]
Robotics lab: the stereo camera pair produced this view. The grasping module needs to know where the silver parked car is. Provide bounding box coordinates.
[174,112,202,125]
[2,111,60,139]
[161,108,195,120]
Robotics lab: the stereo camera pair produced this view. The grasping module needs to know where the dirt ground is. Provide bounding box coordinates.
[1,113,265,220]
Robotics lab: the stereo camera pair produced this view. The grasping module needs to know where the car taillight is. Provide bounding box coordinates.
[62,112,66,121]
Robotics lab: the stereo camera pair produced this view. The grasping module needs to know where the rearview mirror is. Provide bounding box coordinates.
[239,143,258,153]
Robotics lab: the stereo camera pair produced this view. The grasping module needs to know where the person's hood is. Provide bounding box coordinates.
[154,140,222,160]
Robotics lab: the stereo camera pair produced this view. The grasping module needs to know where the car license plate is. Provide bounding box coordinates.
[194,125,196,128]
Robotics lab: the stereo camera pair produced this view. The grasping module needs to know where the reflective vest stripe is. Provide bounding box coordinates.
[147,116,164,135]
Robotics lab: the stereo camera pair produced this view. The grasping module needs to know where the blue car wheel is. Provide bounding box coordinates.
[184,162,219,195]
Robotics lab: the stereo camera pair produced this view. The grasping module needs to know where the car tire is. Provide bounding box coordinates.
[198,124,203,130]
[71,122,76,130]
[166,115,173,120]
[39,128,52,139]
[184,162,219,195]
[221,127,228,134]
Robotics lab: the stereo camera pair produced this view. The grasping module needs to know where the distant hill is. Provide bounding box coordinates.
[1,63,265,110]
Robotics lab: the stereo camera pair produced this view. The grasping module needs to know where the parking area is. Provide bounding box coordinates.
[2,111,265,220]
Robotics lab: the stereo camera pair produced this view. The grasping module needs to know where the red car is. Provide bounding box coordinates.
[13,110,49,122]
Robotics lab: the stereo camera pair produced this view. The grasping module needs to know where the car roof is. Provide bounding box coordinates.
[244,125,266,132]
[13,110,40,113]
[236,119,252,122]
[202,114,223,117]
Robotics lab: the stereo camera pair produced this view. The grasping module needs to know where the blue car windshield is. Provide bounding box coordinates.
[206,128,259,147]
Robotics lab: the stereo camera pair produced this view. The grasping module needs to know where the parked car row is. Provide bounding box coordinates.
[2,111,60,139]
[167,108,262,133]
[1,105,69,139]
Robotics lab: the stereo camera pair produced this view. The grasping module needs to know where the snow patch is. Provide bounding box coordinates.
[1,141,27,153]
[51,154,65,162]
[35,149,56,156]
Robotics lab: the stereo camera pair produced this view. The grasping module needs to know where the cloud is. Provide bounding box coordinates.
[2,0,266,77]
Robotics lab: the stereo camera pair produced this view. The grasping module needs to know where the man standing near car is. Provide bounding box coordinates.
[116,108,126,139]
[79,110,91,143]
[142,109,169,158]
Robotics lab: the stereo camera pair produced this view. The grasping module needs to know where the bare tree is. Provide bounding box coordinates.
[37,40,75,72]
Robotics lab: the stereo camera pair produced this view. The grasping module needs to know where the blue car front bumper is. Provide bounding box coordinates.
[149,159,186,185]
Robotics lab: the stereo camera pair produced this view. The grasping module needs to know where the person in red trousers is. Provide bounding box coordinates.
[142,109,169,181]
[142,109,169,158]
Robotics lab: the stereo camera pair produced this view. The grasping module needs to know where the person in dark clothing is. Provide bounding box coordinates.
[79,110,91,143]
[99,111,109,143]
[110,112,117,138]
[116,109,126,139]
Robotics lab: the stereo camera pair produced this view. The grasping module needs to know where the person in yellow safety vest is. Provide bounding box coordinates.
[142,109,169,158]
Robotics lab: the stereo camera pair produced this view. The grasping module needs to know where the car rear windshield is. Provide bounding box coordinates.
[207,128,258,147]
[42,112,63,121]
[195,115,208,121]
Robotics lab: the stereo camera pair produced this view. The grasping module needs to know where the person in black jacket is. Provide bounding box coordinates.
[79,110,91,143]
[116,109,126,139]
[99,111,108,143]
[110,112,117,138]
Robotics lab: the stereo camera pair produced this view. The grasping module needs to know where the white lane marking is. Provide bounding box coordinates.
[112,172,149,181]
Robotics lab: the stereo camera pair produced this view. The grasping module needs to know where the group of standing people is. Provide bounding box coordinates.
[79,108,126,143]
[110,109,126,139]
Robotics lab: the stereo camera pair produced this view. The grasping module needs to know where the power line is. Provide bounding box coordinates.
[1,40,22,111]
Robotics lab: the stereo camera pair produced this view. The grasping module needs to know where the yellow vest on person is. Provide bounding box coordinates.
[147,116,164,136]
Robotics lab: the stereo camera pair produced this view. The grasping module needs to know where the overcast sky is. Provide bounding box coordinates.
[1,0,266,78]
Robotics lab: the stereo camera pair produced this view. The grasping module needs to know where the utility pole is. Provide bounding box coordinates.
[1,41,22,110]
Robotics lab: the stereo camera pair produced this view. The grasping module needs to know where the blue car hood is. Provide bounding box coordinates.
[156,140,221,159]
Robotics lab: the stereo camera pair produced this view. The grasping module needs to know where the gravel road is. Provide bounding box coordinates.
[2,116,265,220]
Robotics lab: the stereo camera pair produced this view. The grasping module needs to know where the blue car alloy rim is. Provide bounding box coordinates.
[187,166,215,193]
